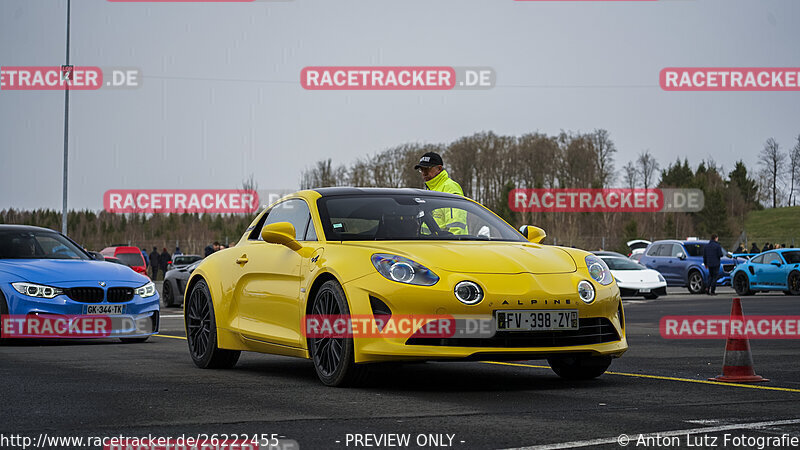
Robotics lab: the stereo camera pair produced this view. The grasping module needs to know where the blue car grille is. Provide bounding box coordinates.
[107,287,134,303]
[64,287,104,303]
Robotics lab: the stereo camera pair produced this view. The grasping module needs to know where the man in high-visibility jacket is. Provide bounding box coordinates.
[414,152,468,235]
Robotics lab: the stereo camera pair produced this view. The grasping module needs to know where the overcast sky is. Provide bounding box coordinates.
[1,0,799,211]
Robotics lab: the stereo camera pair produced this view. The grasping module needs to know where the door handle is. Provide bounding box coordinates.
[236,255,249,264]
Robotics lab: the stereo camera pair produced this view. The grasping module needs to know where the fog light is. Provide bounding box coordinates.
[454,281,483,305]
[578,280,595,304]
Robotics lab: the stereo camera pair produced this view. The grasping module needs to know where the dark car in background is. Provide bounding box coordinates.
[162,260,201,307]
[166,254,202,272]
[639,240,741,294]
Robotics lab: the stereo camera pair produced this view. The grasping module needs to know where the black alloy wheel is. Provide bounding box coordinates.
[186,280,240,369]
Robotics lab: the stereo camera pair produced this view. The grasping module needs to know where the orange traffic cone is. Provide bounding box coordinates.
[709,298,768,383]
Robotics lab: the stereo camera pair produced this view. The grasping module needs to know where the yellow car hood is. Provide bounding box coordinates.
[343,241,577,274]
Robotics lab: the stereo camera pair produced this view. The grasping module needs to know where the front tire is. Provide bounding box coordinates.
[787,271,800,296]
[308,280,369,387]
[687,271,705,294]
[163,281,175,307]
[733,272,754,296]
[186,280,240,369]
[548,355,612,380]
[0,291,8,344]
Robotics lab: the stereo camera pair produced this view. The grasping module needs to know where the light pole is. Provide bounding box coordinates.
[61,0,71,235]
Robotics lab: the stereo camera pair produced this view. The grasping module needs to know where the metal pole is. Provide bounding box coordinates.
[61,0,71,235]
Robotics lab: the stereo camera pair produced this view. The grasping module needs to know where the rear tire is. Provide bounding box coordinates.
[733,272,754,296]
[308,280,369,387]
[687,271,705,294]
[548,355,612,380]
[788,271,800,296]
[186,280,240,369]
[163,281,174,307]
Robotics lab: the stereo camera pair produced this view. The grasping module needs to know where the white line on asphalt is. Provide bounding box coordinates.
[504,418,800,450]
[160,314,183,318]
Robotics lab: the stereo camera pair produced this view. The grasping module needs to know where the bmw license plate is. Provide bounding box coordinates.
[85,305,124,315]
[496,310,578,331]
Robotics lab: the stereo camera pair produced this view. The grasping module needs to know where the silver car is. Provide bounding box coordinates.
[162,260,201,307]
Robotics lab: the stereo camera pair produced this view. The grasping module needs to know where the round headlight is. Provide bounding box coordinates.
[454,281,483,305]
[578,280,595,304]
[389,262,415,283]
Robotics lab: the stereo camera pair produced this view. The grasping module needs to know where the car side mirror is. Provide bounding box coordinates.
[261,222,302,251]
[677,252,686,260]
[726,252,733,258]
[770,260,782,267]
[519,225,546,244]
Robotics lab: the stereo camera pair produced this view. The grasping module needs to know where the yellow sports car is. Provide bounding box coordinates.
[184,188,627,386]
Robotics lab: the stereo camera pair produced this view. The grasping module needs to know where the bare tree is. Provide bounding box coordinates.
[636,150,659,189]
[789,135,800,207]
[590,129,617,188]
[758,138,786,208]
[623,161,638,189]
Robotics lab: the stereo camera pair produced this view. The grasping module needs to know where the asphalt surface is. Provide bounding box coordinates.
[2,286,800,450]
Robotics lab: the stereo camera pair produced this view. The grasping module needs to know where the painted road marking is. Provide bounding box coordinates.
[504,418,800,450]
[484,361,800,393]
[155,334,187,340]
[160,314,183,318]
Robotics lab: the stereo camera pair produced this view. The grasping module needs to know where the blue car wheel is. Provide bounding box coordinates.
[787,271,800,296]
[733,272,753,296]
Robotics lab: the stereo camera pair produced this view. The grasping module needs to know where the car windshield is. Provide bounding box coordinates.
[601,257,645,270]
[0,230,90,260]
[116,252,144,266]
[174,255,201,265]
[783,251,800,264]
[317,194,526,242]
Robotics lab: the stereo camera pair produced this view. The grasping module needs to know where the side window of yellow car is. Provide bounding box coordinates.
[253,199,317,242]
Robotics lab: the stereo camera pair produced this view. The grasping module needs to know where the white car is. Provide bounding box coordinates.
[600,255,666,299]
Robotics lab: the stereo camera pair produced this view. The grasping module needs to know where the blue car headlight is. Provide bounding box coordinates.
[371,254,439,286]
[134,281,157,298]
[585,255,613,285]
[12,282,64,299]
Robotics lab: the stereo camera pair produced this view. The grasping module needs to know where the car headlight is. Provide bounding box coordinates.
[134,281,156,298]
[371,254,439,286]
[658,273,666,283]
[12,282,63,299]
[577,280,596,303]
[585,255,613,285]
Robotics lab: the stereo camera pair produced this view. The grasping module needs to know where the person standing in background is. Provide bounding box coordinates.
[149,247,160,280]
[703,234,723,296]
[159,247,171,280]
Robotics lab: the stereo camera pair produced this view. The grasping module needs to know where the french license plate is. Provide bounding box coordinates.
[639,288,651,293]
[85,305,124,315]
[496,310,578,331]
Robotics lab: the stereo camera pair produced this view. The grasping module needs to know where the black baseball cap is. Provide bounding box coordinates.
[414,152,444,170]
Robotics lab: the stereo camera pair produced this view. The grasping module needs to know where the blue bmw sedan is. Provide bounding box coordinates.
[0,225,160,342]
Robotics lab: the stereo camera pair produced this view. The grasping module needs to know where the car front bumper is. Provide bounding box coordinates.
[341,271,628,363]
[2,282,160,338]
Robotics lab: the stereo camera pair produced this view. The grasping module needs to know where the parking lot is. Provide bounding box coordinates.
[1,286,799,449]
